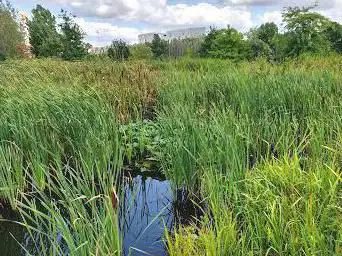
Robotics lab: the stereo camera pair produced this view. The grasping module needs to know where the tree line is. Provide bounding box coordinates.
[0,1,341,62]
[106,5,342,62]
[0,2,87,61]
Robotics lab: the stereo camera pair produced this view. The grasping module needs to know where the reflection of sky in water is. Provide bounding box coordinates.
[0,175,178,256]
[120,176,173,256]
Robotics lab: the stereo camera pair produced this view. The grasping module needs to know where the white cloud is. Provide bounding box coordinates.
[35,0,342,47]
[48,1,254,46]
[260,11,283,26]
[74,18,149,46]
[49,1,253,29]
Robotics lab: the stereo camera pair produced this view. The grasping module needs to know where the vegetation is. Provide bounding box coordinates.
[108,40,130,61]
[1,55,341,255]
[59,9,88,61]
[0,1,342,256]
[129,44,153,60]
[28,5,61,57]
[0,0,23,59]
[150,34,168,58]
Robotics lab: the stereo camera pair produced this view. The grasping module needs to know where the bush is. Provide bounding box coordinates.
[0,51,6,61]
[108,40,130,61]
[129,44,152,60]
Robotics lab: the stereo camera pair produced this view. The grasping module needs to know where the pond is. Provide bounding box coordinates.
[0,173,202,256]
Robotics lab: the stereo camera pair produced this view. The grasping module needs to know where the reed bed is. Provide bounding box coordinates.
[0,56,341,255]
[159,57,342,255]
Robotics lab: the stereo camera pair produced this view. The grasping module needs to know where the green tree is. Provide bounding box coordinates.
[0,0,23,60]
[257,22,279,45]
[282,5,332,57]
[130,44,152,60]
[325,22,342,53]
[202,26,251,60]
[199,27,219,57]
[150,34,168,58]
[108,40,130,61]
[59,10,87,61]
[247,22,279,60]
[28,5,61,57]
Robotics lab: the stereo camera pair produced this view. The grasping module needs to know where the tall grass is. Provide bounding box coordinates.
[0,60,132,254]
[159,57,342,254]
[1,56,341,255]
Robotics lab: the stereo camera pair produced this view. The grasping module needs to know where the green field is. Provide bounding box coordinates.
[0,57,341,255]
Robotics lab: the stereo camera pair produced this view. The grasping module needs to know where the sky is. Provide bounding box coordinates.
[12,0,342,46]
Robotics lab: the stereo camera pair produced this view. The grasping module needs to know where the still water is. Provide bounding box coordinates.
[0,174,201,256]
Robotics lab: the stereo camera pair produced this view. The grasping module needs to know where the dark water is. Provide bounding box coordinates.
[0,207,26,256]
[121,175,173,256]
[0,174,202,256]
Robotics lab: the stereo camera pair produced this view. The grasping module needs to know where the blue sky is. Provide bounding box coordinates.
[12,0,342,46]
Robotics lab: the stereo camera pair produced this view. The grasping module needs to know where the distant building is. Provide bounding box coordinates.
[18,11,30,45]
[138,33,168,44]
[18,11,32,58]
[138,27,208,44]
[88,46,110,55]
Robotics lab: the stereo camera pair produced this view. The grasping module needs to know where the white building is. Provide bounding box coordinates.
[88,46,110,54]
[138,27,208,44]
[18,11,30,46]
[166,27,208,41]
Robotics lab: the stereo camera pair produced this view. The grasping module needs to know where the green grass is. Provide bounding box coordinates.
[0,56,341,255]
[159,57,342,255]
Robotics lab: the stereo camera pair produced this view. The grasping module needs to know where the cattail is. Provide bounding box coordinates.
[111,187,119,209]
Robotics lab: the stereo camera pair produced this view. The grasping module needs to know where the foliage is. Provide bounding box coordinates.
[199,27,219,57]
[325,22,342,53]
[108,40,130,61]
[120,120,167,169]
[201,26,251,60]
[59,9,87,61]
[158,57,342,254]
[150,34,168,58]
[0,1,23,59]
[1,56,342,255]
[248,22,279,60]
[129,44,153,60]
[282,5,332,57]
[28,5,61,57]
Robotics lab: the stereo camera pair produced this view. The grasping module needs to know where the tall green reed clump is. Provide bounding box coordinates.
[16,161,122,255]
[0,83,122,206]
[0,60,126,255]
[158,57,342,254]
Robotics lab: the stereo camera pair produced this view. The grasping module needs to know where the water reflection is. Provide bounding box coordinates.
[0,174,202,256]
[120,175,173,256]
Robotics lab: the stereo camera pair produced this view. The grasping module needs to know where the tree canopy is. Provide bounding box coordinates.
[108,40,130,61]
[0,0,23,60]
[59,10,87,61]
[29,5,61,57]
[150,34,168,58]
[200,26,251,60]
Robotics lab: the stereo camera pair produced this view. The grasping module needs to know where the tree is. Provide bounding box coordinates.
[107,40,130,61]
[150,34,168,58]
[199,27,219,57]
[325,22,342,53]
[28,5,61,57]
[247,22,279,60]
[257,22,279,45]
[0,0,23,60]
[59,10,87,61]
[200,26,251,60]
[282,5,332,57]
[130,44,152,60]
